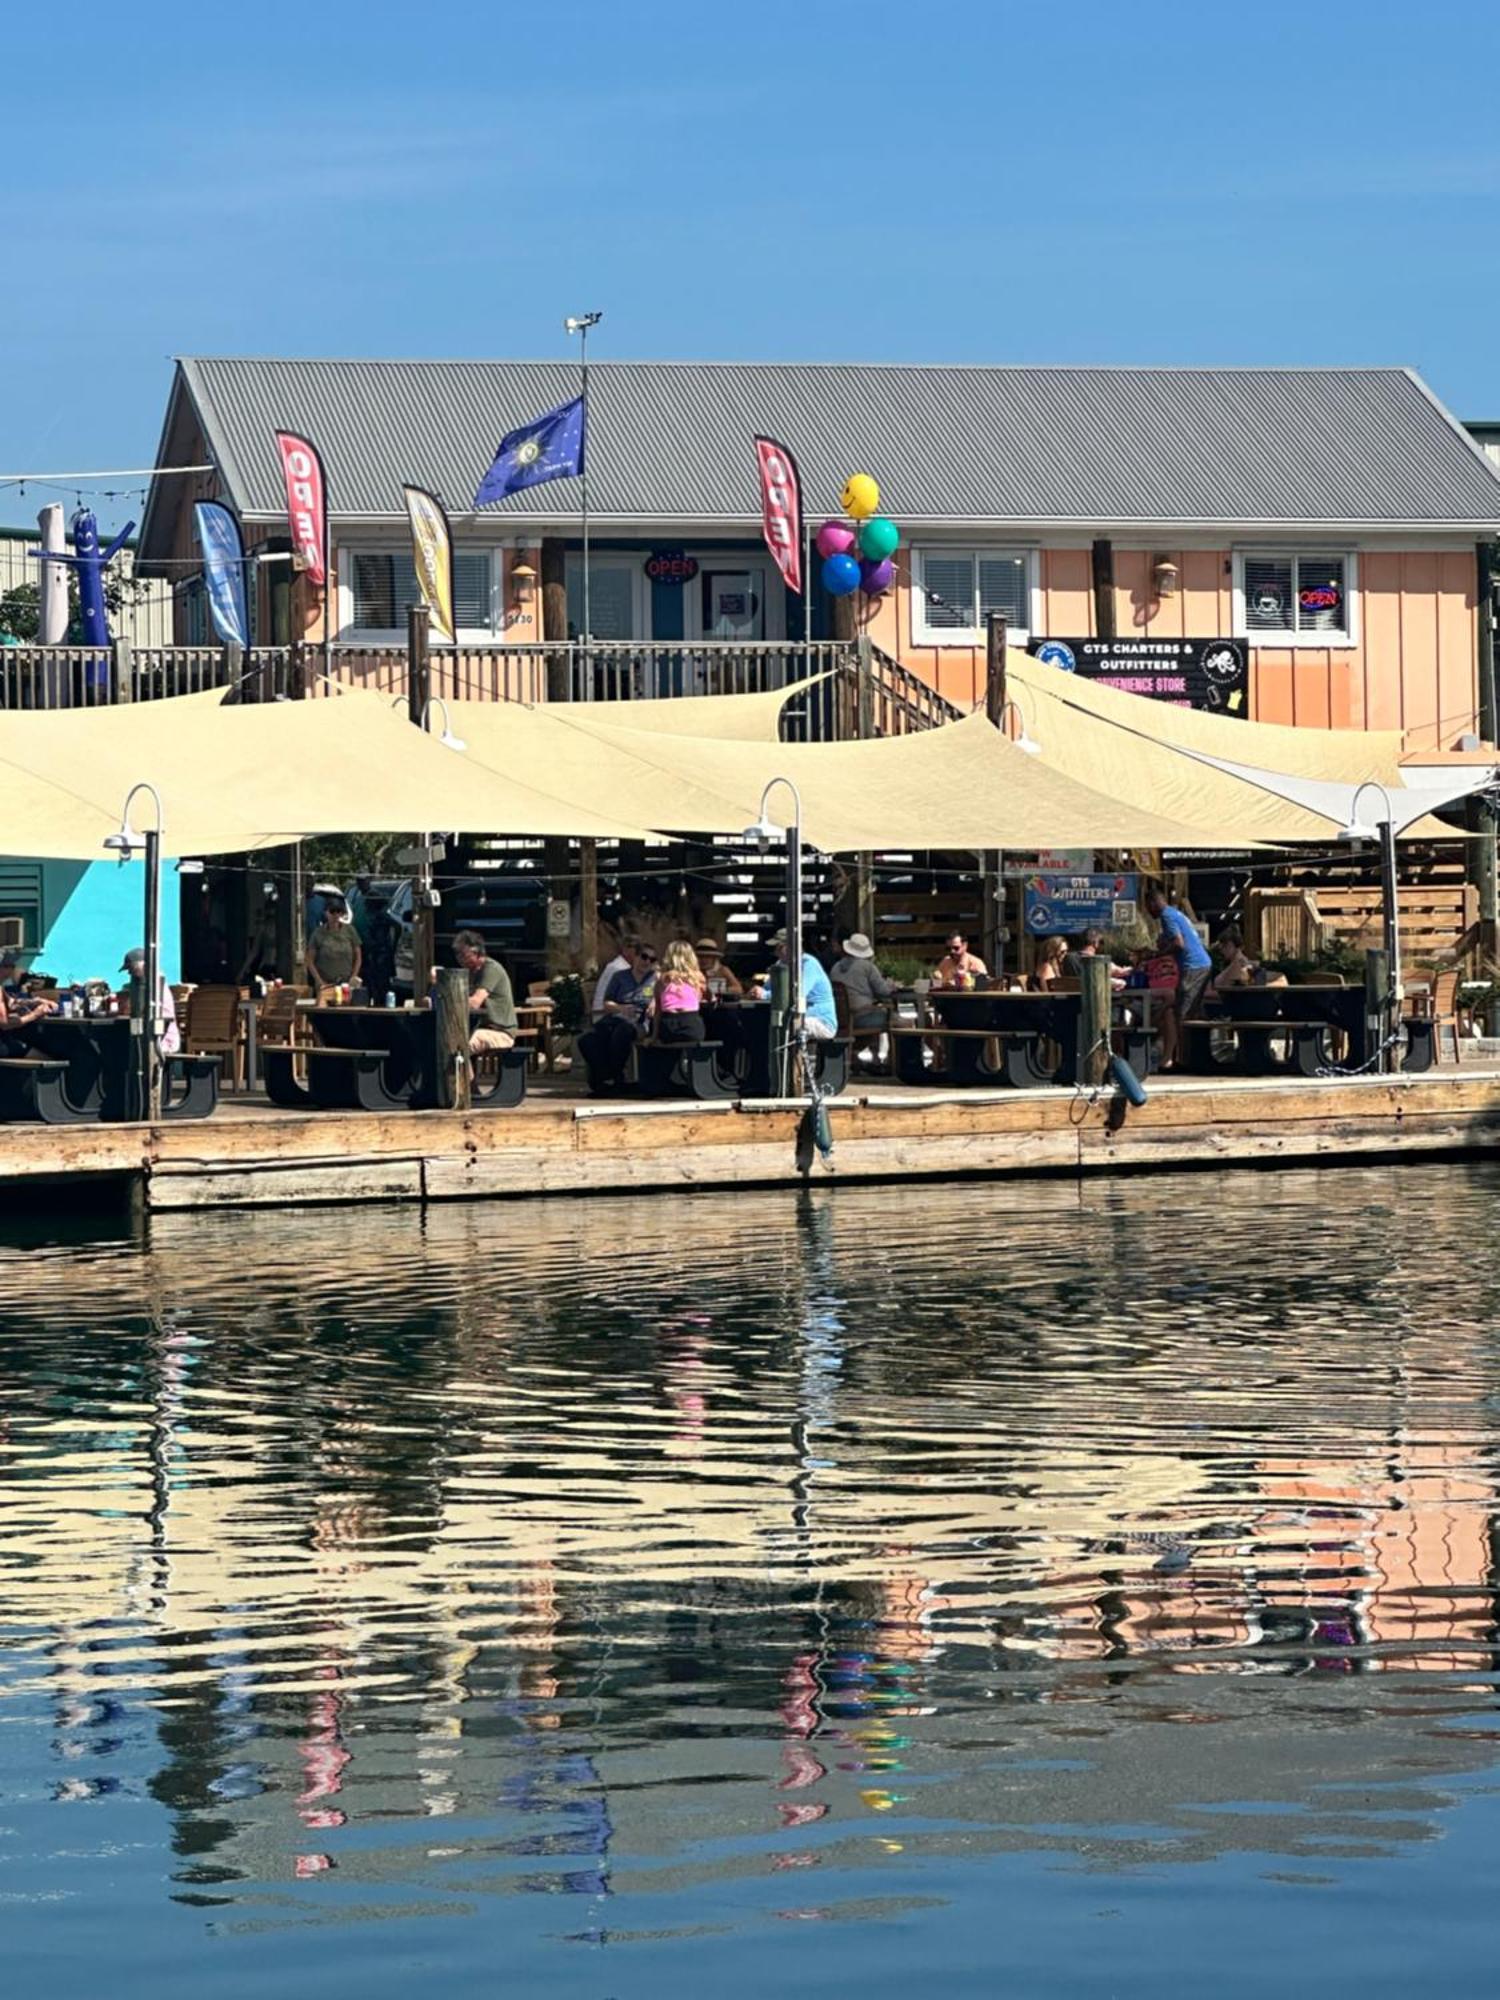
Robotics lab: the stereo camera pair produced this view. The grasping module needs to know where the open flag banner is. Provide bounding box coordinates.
[193,501,249,650]
[274,431,327,583]
[473,396,585,506]
[402,485,456,645]
[754,436,802,595]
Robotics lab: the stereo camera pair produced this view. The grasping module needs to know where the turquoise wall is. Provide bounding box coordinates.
[39,859,182,985]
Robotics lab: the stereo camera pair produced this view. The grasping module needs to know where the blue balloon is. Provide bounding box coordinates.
[822,552,861,597]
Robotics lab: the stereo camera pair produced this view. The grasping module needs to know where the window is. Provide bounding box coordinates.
[1235,551,1355,645]
[912,548,1032,644]
[565,558,642,640]
[349,548,494,635]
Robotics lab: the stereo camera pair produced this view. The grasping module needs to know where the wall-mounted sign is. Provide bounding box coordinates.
[1029,637,1248,715]
[1298,583,1341,614]
[645,549,699,584]
[1023,872,1139,935]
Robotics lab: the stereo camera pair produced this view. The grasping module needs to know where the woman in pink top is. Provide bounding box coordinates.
[651,941,706,1046]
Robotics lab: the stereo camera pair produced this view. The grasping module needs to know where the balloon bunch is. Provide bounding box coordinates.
[816,473,900,601]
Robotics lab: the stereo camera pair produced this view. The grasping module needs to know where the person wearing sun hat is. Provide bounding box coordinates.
[694,936,743,1000]
[831,932,896,1060]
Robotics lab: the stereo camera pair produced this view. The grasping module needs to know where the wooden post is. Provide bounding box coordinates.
[1092,539,1116,639]
[434,966,472,1111]
[1079,955,1111,1089]
[984,613,1008,727]
[1364,947,1390,1073]
[223,640,243,701]
[406,601,431,726]
[111,635,133,705]
[579,838,599,972]
[541,538,570,699]
[1472,540,1498,1026]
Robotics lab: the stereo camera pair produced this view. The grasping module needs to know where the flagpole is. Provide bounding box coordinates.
[565,311,602,699]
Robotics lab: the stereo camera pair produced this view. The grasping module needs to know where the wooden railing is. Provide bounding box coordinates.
[0,637,964,740]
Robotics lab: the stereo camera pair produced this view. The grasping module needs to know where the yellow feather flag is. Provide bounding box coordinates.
[402,484,456,645]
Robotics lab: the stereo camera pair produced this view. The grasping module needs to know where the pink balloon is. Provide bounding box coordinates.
[815,519,856,559]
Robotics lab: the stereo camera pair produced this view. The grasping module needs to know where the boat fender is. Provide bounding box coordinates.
[1109,1053,1148,1107]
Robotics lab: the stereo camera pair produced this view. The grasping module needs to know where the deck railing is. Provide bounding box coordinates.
[0,637,966,738]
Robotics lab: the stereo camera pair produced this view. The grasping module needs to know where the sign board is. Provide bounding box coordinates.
[1029,637,1248,715]
[546,897,572,940]
[644,549,699,584]
[1022,871,1139,935]
[1003,848,1093,877]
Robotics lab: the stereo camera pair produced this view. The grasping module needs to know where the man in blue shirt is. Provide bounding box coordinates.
[1144,886,1212,1069]
[757,929,837,1041]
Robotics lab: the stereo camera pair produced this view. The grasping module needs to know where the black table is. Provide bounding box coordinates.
[1199,986,1370,1076]
[926,989,1084,1085]
[20,1015,217,1121]
[700,1000,847,1098]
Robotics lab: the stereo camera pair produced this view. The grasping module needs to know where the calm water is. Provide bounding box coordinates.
[3,1165,1500,1997]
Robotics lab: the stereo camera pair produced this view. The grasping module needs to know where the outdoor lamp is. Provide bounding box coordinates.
[391,693,466,752]
[510,560,537,607]
[1339,779,1394,843]
[103,780,163,859]
[1153,557,1180,597]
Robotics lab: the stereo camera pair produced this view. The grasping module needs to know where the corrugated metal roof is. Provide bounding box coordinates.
[169,357,1500,533]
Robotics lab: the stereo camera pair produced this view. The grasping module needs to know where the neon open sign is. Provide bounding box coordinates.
[1299,584,1341,612]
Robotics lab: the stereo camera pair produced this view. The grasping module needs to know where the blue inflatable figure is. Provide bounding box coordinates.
[29,507,135,687]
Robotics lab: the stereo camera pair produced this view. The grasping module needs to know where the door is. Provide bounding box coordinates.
[700,568,765,640]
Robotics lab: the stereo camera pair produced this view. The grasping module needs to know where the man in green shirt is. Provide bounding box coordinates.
[453,929,518,1052]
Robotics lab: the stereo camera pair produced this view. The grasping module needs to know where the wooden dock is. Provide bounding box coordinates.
[7,1068,1500,1210]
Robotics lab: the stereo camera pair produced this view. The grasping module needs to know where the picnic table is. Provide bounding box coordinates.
[889,985,1160,1089]
[1192,986,1372,1076]
[700,999,848,1099]
[2,1015,218,1123]
[261,1004,529,1112]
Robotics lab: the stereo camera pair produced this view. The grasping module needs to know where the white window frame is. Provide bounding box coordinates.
[909,545,1039,647]
[339,543,501,643]
[1232,548,1359,650]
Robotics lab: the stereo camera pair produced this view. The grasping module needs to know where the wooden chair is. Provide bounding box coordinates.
[519,982,557,1072]
[183,983,244,1090]
[1423,967,1464,1063]
[833,980,886,1071]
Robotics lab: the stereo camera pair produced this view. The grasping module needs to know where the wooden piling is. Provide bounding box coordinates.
[435,967,472,1112]
[1079,955,1111,1089]
[985,613,1008,726]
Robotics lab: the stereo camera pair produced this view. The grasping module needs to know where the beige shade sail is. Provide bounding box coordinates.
[598,675,826,741]
[1005,649,1466,842]
[0,689,657,856]
[451,700,1236,852]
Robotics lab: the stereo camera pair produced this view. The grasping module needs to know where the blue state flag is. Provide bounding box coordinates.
[473,395,586,506]
[193,500,249,649]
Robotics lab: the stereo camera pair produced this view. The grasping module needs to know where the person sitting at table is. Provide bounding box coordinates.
[649,941,707,1047]
[1063,928,1130,990]
[578,939,658,1092]
[0,952,56,1055]
[1030,935,1068,991]
[361,892,402,1002]
[749,931,838,1041]
[452,930,518,1053]
[932,932,987,989]
[695,937,743,1000]
[305,893,362,997]
[591,928,639,1020]
[831,932,896,1058]
[117,947,181,1054]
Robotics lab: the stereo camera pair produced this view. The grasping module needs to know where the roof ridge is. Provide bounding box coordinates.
[178,355,1419,375]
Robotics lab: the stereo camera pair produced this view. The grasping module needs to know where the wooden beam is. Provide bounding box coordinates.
[1092,538,1116,639]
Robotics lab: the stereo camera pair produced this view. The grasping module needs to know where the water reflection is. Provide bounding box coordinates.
[2,1166,1499,1992]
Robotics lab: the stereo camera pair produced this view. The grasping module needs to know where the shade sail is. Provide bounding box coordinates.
[598,676,825,742]
[451,701,1236,852]
[0,690,656,856]
[1006,650,1478,842]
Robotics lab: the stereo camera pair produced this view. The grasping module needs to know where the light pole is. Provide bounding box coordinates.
[103,780,165,1122]
[565,311,602,692]
[989,694,1042,977]
[1341,779,1401,1071]
[392,695,467,994]
[744,776,804,1095]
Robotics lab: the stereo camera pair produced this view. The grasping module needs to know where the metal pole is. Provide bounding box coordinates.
[143,826,162,1122]
[580,318,590,655]
[785,810,803,1096]
[321,459,333,692]
[1380,815,1401,1071]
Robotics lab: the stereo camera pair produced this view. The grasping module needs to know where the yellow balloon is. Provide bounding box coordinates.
[842,472,880,519]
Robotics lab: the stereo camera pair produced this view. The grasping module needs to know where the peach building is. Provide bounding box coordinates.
[139,359,1500,750]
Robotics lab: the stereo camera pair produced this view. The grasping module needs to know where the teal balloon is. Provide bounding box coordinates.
[822,552,861,597]
[857,516,899,561]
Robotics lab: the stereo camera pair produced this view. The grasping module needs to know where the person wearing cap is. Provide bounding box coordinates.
[831,933,896,1056]
[694,937,743,1001]
[116,948,181,1054]
[750,931,837,1041]
[0,952,56,1056]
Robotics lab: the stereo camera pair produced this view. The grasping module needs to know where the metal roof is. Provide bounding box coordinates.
[157,357,1500,542]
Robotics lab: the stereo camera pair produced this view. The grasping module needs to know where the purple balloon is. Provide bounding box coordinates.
[816,519,856,560]
[859,556,895,595]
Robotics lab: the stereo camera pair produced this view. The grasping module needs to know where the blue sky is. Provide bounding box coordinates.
[2,0,1497,532]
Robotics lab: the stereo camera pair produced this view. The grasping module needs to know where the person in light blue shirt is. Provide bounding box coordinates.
[755,931,838,1040]
[1144,886,1212,1068]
